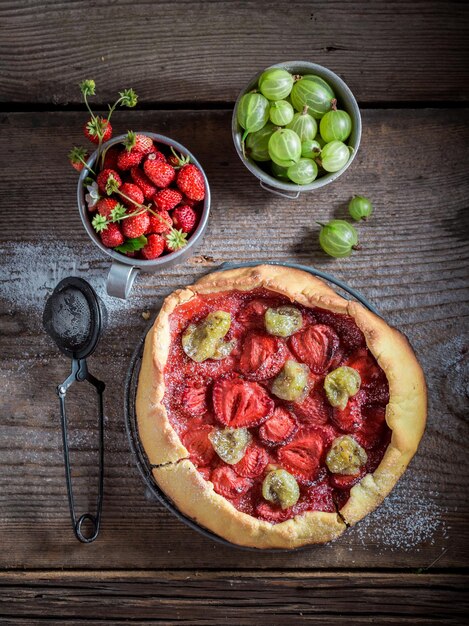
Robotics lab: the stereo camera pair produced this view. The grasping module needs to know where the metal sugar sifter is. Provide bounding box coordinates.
[43,277,105,543]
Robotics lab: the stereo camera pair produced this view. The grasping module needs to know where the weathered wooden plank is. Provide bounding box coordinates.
[0,571,467,624]
[0,109,468,570]
[0,1,468,104]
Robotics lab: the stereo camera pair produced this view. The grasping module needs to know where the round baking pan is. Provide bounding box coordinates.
[124,261,380,552]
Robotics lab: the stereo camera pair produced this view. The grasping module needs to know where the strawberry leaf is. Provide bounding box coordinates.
[92,214,108,233]
[114,235,147,253]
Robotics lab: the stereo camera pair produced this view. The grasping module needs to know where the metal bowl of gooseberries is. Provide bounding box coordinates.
[232,61,362,199]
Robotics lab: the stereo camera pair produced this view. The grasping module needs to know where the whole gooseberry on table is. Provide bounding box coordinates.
[348,195,373,221]
[318,219,359,258]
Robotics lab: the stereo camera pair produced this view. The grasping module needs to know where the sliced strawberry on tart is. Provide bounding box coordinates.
[136,265,426,549]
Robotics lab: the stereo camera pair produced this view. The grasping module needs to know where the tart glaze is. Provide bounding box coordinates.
[163,288,391,523]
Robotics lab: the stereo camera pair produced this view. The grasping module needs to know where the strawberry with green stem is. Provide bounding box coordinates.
[79,79,138,166]
[92,174,188,251]
[68,146,93,172]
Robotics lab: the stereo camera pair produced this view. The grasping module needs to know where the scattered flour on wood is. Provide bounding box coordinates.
[349,472,448,551]
[0,240,144,326]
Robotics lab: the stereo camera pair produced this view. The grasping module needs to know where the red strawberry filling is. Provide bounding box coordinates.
[213,376,274,428]
[258,407,298,446]
[290,324,341,374]
[164,288,392,523]
[277,432,324,482]
[238,332,288,381]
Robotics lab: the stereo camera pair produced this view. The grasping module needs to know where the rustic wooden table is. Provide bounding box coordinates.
[1,1,468,623]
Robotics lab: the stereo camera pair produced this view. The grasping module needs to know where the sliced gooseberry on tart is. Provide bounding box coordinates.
[326,435,368,475]
[271,359,310,402]
[210,465,253,499]
[182,419,215,466]
[182,310,232,363]
[232,443,269,478]
[277,431,324,482]
[290,324,341,374]
[324,365,361,410]
[212,375,274,428]
[264,306,303,337]
[262,469,300,509]
[209,427,251,464]
[258,407,298,447]
[238,332,288,380]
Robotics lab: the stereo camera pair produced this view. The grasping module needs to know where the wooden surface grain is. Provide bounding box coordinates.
[0,571,467,624]
[1,0,468,105]
[0,109,468,573]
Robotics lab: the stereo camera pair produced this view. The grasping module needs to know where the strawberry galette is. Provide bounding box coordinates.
[136,265,426,548]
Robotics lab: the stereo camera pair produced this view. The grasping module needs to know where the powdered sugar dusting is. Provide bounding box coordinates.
[0,240,143,326]
[349,472,448,551]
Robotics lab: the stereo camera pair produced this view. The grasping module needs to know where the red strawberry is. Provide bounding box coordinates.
[212,376,274,428]
[148,210,172,234]
[303,480,335,512]
[144,154,176,187]
[172,205,197,233]
[176,163,205,201]
[331,390,366,433]
[292,389,331,426]
[182,420,215,466]
[167,154,180,167]
[141,234,165,260]
[96,197,119,219]
[97,169,121,194]
[256,502,291,523]
[153,188,182,212]
[258,407,298,447]
[232,444,269,478]
[180,379,208,416]
[149,149,167,162]
[315,311,365,352]
[344,349,382,387]
[238,333,288,381]
[100,223,124,248]
[330,468,366,490]
[277,431,324,482]
[121,211,150,239]
[355,405,387,448]
[237,299,270,329]
[210,466,252,499]
[117,148,144,170]
[119,182,144,209]
[130,167,157,199]
[364,375,390,406]
[102,145,120,170]
[290,324,341,374]
[84,116,112,144]
[124,132,154,155]
[68,146,88,172]
[183,196,200,208]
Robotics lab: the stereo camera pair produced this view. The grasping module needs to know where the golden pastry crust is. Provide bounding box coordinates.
[136,264,427,548]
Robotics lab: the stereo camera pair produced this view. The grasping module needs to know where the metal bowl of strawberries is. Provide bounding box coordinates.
[77,132,210,299]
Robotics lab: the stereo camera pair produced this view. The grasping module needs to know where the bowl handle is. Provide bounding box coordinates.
[106,261,139,299]
[259,180,300,199]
